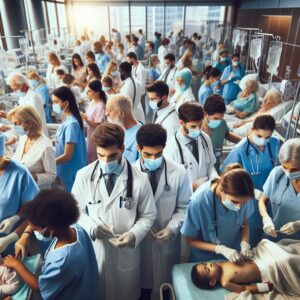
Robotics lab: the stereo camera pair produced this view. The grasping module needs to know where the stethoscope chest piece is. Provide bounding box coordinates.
[124,197,134,210]
[164,184,171,192]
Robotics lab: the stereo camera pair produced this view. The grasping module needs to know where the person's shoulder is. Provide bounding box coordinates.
[76,161,97,178]
[191,180,212,205]
[165,157,185,174]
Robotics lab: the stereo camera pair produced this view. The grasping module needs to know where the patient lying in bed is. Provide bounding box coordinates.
[191,239,300,299]
[0,264,21,298]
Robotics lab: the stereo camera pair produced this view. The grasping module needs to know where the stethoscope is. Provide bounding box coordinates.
[129,76,136,107]
[274,171,291,206]
[246,137,277,176]
[90,159,134,210]
[140,158,171,192]
[174,131,211,169]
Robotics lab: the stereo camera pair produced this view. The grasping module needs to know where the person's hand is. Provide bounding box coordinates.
[0,233,18,253]
[215,244,243,262]
[0,125,10,132]
[2,255,21,269]
[240,241,253,259]
[0,216,20,234]
[109,232,135,248]
[154,228,173,244]
[262,215,277,237]
[233,121,246,128]
[280,221,300,235]
[92,224,114,240]
[80,112,87,121]
[15,233,31,260]
[0,111,7,118]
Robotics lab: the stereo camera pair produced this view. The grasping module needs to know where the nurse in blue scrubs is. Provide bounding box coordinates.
[52,86,87,192]
[3,189,99,300]
[259,138,300,241]
[221,115,280,246]
[181,164,254,262]
[221,53,246,105]
[0,134,39,254]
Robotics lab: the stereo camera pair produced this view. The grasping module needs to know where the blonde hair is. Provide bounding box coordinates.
[149,54,159,68]
[9,105,43,135]
[26,70,45,84]
[103,60,117,78]
[48,52,61,67]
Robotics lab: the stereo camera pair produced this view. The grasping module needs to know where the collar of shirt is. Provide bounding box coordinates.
[177,128,193,146]
[102,157,125,177]
[157,104,171,118]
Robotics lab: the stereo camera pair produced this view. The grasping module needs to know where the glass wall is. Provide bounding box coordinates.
[147,6,164,40]
[130,6,146,36]
[165,6,184,36]
[110,6,130,38]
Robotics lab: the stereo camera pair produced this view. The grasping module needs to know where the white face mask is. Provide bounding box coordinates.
[222,198,240,211]
[252,135,270,147]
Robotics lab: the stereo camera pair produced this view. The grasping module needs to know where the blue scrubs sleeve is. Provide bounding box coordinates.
[220,149,242,173]
[221,67,230,81]
[65,122,80,144]
[180,200,201,237]
[243,199,255,220]
[21,172,39,204]
[263,168,277,199]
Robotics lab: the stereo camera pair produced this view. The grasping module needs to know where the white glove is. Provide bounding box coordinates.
[280,221,300,235]
[215,245,243,262]
[92,224,114,240]
[240,241,253,259]
[0,232,18,253]
[0,215,20,234]
[262,215,277,237]
[109,232,135,248]
[154,227,173,243]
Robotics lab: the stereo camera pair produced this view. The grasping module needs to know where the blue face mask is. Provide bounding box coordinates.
[15,90,26,97]
[34,227,53,242]
[284,170,300,180]
[14,125,26,136]
[188,129,201,139]
[208,119,222,129]
[102,86,111,93]
[99,159,121,174]
[222,199,240,211]
[252,135,270,147]
[143,156,163,172]
[29,79,40,89]
[52,104,63,114]
[220,57,228,62]
[149,99,163,110]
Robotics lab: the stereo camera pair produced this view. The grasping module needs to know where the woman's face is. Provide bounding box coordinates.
[262,95,276,110]
[87,68,93,77]
[281,161,300,174]
[12,116,29,132]
[73,58,81,67]
[220,189,251,209]
[87,87,98,100]
[176,76,185,86]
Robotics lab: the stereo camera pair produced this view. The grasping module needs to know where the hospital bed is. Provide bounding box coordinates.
[12,254,41,300]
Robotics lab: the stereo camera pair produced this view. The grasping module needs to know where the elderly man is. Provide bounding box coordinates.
[106,95,142,163]
[4,72,48,135]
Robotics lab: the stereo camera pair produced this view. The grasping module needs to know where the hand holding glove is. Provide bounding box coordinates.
[92,224,114,240]
[262,215,277,237]
[0,215,20,234]
[0,232,18,253]
[109,232,135,248]
[15,233,31,260]
[153,227,173,244]
[215,244,243,262]
[280,221,300,235]
[240,241,253,259]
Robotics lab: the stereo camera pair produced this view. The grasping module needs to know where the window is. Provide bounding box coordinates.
[110,6,130,38]
[165,6,184,37]
[57,3,67,30]
[130,6,146,36]
[147,6,164,41]
[47,2,58,36]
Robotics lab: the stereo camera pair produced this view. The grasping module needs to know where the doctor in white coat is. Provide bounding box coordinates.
[72,123,157,300]
[165,102,217,191]
[146,81,179,141]
[134,124,191,300]
[119,62,145,123]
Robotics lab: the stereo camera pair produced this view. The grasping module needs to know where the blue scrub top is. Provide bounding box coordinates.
[181,180,254,262]
[221,64,246,105]
[148,68,161,82]
[123,123,142,163]
[55,115,87,192]
[0,159,39,222]
[36,84,52,123]
[213,60,230,73]
[39,224,99,300]
[263,166,300,241]
[95,53,110,74]
[135,45,144,60]
[198,84,212,105]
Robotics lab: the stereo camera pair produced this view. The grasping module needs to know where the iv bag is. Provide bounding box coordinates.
[214,27,222,43]
[250,38,262,68]
[19,38,29,55]
[200,24,207,36]
[239,31,247,49]
[267,41,282,75]
[233,29,240,49]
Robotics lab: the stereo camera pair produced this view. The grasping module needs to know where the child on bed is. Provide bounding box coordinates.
[0,264,21,298]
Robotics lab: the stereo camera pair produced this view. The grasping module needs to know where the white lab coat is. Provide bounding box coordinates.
[158,67,179,92]
[164,131,218,186]
[134,158,191,296]
[155,105,179,141]
[170,87,196,112]
[120,77,145,123]
[19,88,48,136]
[132,62,147,95]
[72,159,157,300]
[46,64,68,89]
[158,45,169,73]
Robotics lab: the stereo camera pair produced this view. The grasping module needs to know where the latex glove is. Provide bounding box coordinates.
[0,232,18,253]
[0,215,20,234]
[92,224,114,240]
[240,241,253,259]
[109,232,135,248]
[280,221,300,235]
[262,215,277,237]
[215,245,243,262]
[15,233,31,260]
[154,228,173,243]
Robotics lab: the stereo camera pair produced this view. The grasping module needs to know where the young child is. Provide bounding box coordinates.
[3,189,99,300]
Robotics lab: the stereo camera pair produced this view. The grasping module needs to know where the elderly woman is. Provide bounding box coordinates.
[9,105,56,189]
[259,138,300,241]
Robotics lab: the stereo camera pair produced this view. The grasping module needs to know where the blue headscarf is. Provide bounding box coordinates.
[0,134,4,157]
[176,67,192,92]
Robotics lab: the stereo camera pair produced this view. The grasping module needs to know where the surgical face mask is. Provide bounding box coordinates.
[34,227,53,242]
[110,71,118,77]
[232,61,240,67]
[15,90,26,97]
[102,86,111,93]
[208,119,222,129]
[99,158,120,174]
[52,103,63,114]
[222,199,240,211]
[188,128,201,139]
[220,57,227,62]
[179,84,186,92]
[252,135,270,147]
[284,170,300,180]
[143,156,163,172]
[149,98,163,110]
[14,125,26,136]
[29,79,41,89]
